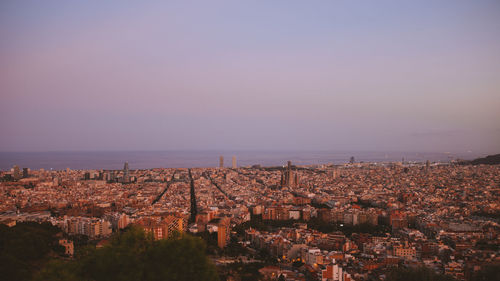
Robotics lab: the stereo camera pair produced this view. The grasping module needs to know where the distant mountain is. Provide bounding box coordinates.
[466,154,500,165]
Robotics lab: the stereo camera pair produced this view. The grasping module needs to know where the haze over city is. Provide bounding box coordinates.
[1,0,499,154]
[2,2,500,281]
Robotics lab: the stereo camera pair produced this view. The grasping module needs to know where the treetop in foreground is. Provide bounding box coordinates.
[35,226,219,281]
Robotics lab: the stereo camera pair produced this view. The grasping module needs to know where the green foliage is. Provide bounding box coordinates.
[33,260,81,281]
[218,262,265,281]
[80,226,150,281]
[234,216,390,237]
[475,239,499,251]
[234,217,297,234]
[307,217,390,236]
[469,265,500,281]
[386,266,455,281]
[0,222,64,281]
[36,226,219,281]
[472,211,500,220]
[194,230,220,255]
[143,234,219,281]
[469,154,500,165]
[222,237,248,257]
[257,248,278,265]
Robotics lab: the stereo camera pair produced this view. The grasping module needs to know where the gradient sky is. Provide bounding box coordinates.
[1,0,499,153]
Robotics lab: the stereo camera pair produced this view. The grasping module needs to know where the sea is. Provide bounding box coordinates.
[0,150,480,171]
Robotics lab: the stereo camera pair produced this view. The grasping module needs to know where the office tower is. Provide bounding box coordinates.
[123,162,129,177]
[219,156,224,168]
[123,162,129,183]
[426,160,430,171]
[12,165,21,180]
[22,168,29,178]
[232,156,237,169]
[349,156,355,164]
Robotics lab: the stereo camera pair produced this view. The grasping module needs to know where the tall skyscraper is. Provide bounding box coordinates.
[123,162,129,183]
[123,162,129,175]
[232,156,237,169]
[219,156,224,168]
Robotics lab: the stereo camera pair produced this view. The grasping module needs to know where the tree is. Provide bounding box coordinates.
[0,222,64,281]
[35,226,219,281]
[469,265,500,281]
[386,266,455,281]
[142,232,219,281]
[33,260,81,281]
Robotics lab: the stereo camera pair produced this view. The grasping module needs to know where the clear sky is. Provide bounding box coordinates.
[1,0,499,153]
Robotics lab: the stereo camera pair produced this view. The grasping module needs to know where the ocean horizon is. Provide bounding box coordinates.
[0,150,481,171]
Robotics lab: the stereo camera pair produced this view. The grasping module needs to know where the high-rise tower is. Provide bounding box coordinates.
[219,156,224,168]
[123,162,129,182]
[232,156,237,169]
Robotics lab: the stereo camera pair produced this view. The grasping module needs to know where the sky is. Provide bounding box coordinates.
[1,0,499,154]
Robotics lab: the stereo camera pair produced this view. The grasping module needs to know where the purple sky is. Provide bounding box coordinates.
[1,1,499,154]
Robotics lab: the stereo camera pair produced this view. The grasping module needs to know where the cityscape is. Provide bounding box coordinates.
[1,1,500,281]
[1,155,499,280]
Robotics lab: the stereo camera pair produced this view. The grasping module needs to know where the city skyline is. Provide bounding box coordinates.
[1,2,500,280]
[1,1,499,154]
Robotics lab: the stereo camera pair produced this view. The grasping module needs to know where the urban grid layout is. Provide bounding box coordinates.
[1,1,500,280]
[1,157,499,280]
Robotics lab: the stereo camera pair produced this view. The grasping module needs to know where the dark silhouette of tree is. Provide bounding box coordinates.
[34,260,81,281]
[34,226,219,281]
[386,266,455,281]
[469,265,500,281]
[0,222,64,281]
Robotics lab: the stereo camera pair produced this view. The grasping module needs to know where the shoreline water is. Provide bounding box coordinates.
[0,150,480,171]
